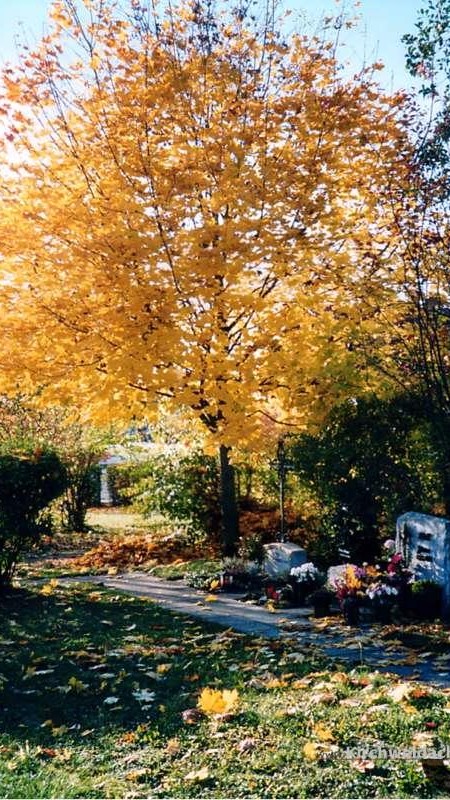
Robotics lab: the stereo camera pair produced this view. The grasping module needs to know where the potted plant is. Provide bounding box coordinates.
[330,564,365,625]
[366,581,399,623]
[264,576,293,607]
[289,562,322,606]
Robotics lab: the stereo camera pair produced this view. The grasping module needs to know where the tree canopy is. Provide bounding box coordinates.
[0,0,411,448]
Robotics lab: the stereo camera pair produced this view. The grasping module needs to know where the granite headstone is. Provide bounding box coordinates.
[263,542,308,578]
[396,511,450,618]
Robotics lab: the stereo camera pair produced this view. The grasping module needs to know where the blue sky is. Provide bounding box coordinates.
[0,0,424,91]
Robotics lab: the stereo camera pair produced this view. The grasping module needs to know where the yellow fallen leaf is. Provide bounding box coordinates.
[51,725,68,736]
[125,768,149,782]
[329,672,349,684]
[156,663,172,674]
[303,741,319,761]
[411,732,435,747]
[265,678,287,689]
[198,687,239,716]
[210,580,220,590]
[166,738,181,755]
[40,579,59,596]
[313,723,335,742]
[204,594,219,602]
[401,702,419,715]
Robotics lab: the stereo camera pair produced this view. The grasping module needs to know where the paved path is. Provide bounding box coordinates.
[62,571,450,687]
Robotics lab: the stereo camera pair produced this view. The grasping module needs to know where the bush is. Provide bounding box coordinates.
[290,393,443,563]
[112,452,221,542]
[0,450,67,589]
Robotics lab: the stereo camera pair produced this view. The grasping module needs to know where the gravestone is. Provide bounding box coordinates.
[263,542,308,578]
[396,511,450,619]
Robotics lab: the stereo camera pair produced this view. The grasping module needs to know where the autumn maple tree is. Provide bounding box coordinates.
[0,0,411,551]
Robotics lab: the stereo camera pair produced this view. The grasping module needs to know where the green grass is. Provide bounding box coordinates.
[151,558,221,581]
[0,582,450,798]
[85,508,156,532]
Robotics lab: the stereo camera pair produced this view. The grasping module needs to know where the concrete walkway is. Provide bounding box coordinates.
[62,571,450,687]
[65,571,310,637]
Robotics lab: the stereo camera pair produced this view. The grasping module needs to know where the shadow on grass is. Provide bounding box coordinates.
[0,584,322,748]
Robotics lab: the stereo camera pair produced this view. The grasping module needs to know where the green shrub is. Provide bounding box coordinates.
[290,393,443,563]
[0,450,67,589]
[112,452,221,541]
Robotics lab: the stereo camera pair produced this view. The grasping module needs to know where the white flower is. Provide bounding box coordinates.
[366,582,398,600]
[290,562,319,582]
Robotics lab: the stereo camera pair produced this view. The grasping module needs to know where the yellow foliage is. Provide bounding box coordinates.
[303,741,319,761]
[40,579,59,596]
[197,687,239,716]
[312,723,335,742]
[0,0,412,447]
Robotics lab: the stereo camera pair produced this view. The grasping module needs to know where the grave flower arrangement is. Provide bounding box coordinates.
[289,562,322,605]
[290,562,321,585]
[366,581,399,621]
[329,548,412,623]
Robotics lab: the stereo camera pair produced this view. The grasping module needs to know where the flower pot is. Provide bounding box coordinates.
[342,597,360,625]
[288,578,310,607]
[313,599,331,618]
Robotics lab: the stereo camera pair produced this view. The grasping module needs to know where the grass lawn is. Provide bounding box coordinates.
[1,583,450,797]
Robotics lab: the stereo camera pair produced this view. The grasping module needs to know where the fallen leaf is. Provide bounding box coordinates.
[198,687,239,716]
[411,732,435,747]
[303,741,319,761]
[308,691,336,706]
[132,689,155,704]
[265,678,287,689]
[352,758,375,772]
[237,737,257,753]
[313,723,335,742]
[185,766,210,782]
[387,683,412,702]
[182,707,202,724]
[40,579,59,596]
[166,738,181,755]
[125,768,149,782]
[156,663,172,675]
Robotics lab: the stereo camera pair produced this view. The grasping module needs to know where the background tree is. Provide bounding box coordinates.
[364,0,450,513]
[0,0,411,553]
[290,392,444,564]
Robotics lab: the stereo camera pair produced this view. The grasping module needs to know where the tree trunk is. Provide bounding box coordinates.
[219,444,239,556]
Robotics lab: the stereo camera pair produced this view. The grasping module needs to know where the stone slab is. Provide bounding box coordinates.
[396,511,450,618]
[263,541,307,578]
